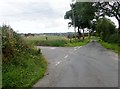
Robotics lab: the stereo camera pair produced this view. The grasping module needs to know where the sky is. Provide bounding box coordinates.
[0,0,118,33]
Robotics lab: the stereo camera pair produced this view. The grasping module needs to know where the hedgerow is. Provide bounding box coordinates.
[2,25,47,88]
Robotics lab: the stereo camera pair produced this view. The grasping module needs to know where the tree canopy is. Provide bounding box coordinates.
[94,1,120,29]
[64,1,119,44]
[64,2,96,39]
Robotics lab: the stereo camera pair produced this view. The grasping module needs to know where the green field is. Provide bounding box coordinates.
[25,35,120,54]
[24,35,90,47]
[25,35,67,41]
[24,35,68,46]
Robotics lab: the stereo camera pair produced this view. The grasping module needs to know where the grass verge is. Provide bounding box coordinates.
[2,27,48,88]
[65,38,90,47]
[97,39,120,54]
[2,48,48,89]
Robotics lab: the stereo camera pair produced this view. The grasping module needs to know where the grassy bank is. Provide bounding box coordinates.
[3,51,47,88]
[66,38,90,47]
[2,26,47,88]
[97,38,119,54]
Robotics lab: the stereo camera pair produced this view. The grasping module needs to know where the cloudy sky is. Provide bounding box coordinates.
[0,0,118,33]
[0,0,74,33]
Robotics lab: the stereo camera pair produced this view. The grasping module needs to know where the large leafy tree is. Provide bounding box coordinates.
[95,17,119,43]
[94,1,120,29]
[64,2,96,39]
[95,18,116,40]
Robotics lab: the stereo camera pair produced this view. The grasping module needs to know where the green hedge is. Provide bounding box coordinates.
[2,25,47,88]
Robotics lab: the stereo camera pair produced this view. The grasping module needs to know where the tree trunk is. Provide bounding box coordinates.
[77,27,81,39]
[82,29,85,40]
[118,19,120,30]
[88,29,91,39]
[115,16,120,31]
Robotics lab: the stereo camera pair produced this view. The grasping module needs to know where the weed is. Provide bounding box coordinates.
[2,25,47,88]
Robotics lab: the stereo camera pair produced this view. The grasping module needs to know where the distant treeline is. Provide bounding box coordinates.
[19,32,75,37]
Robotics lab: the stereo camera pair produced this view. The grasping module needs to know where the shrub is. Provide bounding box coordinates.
[2,25,30,63]
[107,33,118,43]
[2,25,47,88]
[95,18,117,43]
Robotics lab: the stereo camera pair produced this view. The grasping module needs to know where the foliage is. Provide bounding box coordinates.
[2,25,47,88]
[24,35,90,47]
[2,25,30,63]
[97,38,119,53]
[107,33,118,43]
[93,1,120,45]
[24,35,69,47]
[94,1,120,29]
[35,40,67,47]
[0,26,2,89]
[64,1,119,48]
[95,18,118,43]
[64,2,96,39]
[66,38,90,47]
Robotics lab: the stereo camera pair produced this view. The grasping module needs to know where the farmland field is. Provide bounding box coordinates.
[24,35,67,41]
[24,35,68,46]
[24,35,90,47]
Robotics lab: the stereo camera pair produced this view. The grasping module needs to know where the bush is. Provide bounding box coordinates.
[107,33,118,43]
[95,18,118,43]
[2,25,47,88]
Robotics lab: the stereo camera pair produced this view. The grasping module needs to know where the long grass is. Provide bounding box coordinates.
[97,37,119,53]
[24,35,91,47]
[65,39,90,47]
[24,35,68,46]
[2,47,48,89]
[2,26,48,88]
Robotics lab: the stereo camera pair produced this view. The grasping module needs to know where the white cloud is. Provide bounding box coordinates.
[0,0,72,33]
[107,17,119,28]
[1,0,118,33]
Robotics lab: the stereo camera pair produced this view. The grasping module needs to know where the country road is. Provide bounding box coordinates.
[33,41,118,87]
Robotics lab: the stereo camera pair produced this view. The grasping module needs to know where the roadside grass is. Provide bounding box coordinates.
[32,40,68,47]
[2,27,48,89]
[24,35,91,47]
[2,48,48,88]
[65,38,90,47]
[97,38,120,54]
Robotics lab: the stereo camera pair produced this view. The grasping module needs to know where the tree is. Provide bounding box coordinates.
[95,17,116,42]
[64,2,96,40]
[94,1,120,29]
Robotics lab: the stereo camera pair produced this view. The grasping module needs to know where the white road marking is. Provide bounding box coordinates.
[78,46,82,49]
[50,47,56,50]
[64,55,68,59]
[74,47,77,49]
[55,61,60,66]
[74,49,77,51]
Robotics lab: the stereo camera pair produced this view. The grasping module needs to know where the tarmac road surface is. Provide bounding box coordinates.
[33,41,118,87]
